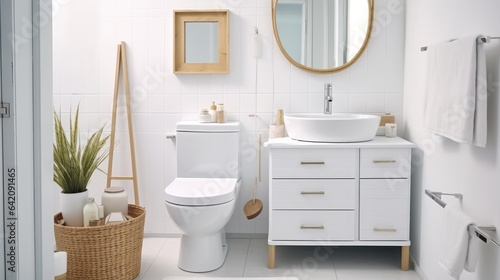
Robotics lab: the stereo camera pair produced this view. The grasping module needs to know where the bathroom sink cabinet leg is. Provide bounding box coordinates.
[401,246,410,271]
[266,137,414,271]
[268,245,275,269]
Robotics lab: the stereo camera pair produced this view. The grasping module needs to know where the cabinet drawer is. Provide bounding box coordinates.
[360,179,409,240]
[272,179,356,210]
[360,148,411,178]
[272,148,357,178]
[360,216,409,240]
[271,210,355,241]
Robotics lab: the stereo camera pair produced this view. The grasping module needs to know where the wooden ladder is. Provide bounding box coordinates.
[106,41,140,205]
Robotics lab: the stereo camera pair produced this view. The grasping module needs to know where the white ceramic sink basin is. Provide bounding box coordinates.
[284,113,381,143]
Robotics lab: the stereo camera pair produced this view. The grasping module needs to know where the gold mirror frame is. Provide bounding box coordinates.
[272,0,374,73]
[174,10,229,74]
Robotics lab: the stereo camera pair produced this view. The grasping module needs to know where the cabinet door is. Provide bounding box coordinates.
[272,148,357,178]
[359,179,409,240]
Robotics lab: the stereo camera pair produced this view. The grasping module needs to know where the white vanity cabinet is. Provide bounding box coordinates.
[265,137,414,271]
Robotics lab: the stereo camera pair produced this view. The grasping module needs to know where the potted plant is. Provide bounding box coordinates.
[53,106,110,226]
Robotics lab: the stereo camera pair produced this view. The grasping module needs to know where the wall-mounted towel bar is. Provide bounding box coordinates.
[425,190,463,207]
[420,35,500,51]
[425,189,500,248]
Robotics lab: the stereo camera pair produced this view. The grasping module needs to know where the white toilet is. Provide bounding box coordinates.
[165,121,241,272]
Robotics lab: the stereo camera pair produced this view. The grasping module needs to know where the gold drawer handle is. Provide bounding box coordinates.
[372,160,397,164]
[373,228,397,232]
[300,161,325,165]
[300,191,325,195]
[300,225,325,230]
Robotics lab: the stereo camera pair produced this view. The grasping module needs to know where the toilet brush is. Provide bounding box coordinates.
[244,134,263,219]
[244,177,263,220]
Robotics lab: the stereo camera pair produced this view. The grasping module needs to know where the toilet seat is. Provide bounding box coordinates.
[165,178,237,206]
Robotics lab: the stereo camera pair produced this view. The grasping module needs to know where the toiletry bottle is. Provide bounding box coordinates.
[276,109,284,126]
[217,103,225,123]
[83,197,99,227]
[269,109,286,138]
[98,205,105,225]
[209,102,217,123]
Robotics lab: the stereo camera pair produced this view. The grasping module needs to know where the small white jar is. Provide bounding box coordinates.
[101,187,129,217]
[199,109,211,123]
[385,123,397,137]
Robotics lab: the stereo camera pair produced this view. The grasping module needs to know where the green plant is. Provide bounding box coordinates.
[53,106,110,193]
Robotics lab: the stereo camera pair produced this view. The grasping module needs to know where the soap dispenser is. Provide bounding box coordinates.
[209,102,217,123]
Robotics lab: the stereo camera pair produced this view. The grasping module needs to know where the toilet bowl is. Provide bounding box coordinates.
[165,178,241,272]
[164,121,241,273]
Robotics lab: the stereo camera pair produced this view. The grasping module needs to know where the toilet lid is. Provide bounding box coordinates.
[176,121,240,132]
[165,178,237,206]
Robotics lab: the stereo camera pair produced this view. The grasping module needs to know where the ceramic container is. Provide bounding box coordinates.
[101,187,128,217]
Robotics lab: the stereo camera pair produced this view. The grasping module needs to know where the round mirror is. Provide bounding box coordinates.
[272,0,374,73]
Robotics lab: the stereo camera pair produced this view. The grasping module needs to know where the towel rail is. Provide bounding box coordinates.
[425,189,500,248]
[420,35,500,51]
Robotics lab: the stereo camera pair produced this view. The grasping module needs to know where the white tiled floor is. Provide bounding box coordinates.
[135,238,422,280]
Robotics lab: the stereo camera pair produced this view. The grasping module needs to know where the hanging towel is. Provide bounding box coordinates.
[423,35,487,147]
[465,225,480,272]
[438,205,479,279]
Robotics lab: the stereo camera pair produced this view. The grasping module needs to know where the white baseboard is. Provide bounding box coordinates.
[226,233,268,239]
[143,233,268,239]
[411,255,428,280]
[144,233,181,238]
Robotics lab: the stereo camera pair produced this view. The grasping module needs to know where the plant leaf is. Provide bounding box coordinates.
[53,107,110,193]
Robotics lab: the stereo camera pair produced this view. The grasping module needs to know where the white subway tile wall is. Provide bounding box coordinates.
[53,0,406,234]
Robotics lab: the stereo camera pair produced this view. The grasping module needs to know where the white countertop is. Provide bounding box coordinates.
[264,136,415,149]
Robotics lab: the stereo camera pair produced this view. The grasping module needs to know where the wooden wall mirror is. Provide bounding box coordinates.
[174,10,229,74]
[272,0,374,73]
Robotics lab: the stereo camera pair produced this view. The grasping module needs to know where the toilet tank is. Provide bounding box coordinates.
[176,121,241,179]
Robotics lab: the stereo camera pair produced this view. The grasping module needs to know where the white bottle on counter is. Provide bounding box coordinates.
[83,197,99,227]
[209,102,217,123]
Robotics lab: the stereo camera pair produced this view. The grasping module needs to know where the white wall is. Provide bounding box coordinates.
[53,0,406,235]
[404,1,500,279]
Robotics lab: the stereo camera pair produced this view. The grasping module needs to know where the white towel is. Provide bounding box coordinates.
[473,42,487,147]
[54,251,67,277]
[439,205,479,279]
[424,35,487,147]
[465,225,480,272]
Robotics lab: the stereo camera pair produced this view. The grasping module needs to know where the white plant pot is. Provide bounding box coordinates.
[60,190,88,227]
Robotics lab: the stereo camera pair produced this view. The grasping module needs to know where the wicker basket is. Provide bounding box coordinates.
[54,204,145,280]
